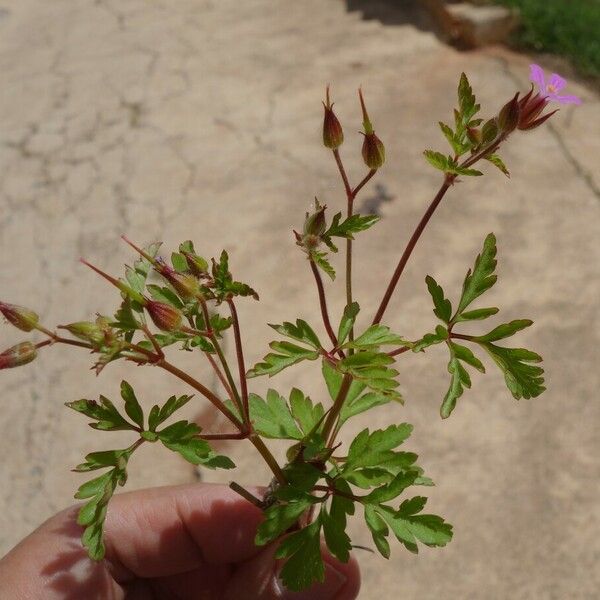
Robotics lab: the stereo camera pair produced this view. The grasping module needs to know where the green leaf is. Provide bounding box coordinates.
[148,394,192,431]
[486,153,510,177]
[74,449,129,472]
[146,284,184,309]
[66,396,135,431]
[481,343,545,400]
[454,233,497,318]
[310,249,336,280]
[378,502,453,554]
[423,150,450,172]
[275,521,324,592]
[289,388,325,437]
[440,353,470,419]
[120,380,144,429]
[337,352,402,401]
[345,325,407,350]
[339,392,391,425]
[364,505,390,558]
[170,252,189,272]
[338,302,360,345]
[248,390,303,439]
[412,325,448,352]
[344,424,413,472]
[322,360,366,404]
[269,319,321,350]
[324,212,380,240]
[455,307,499,322]
[425,275,452,323]
[211,250,259,301]
[453,165,483,177]
[451,342,485,373]
[255,497,314,546]
[158,420,234,468]
[247,343,319,378]
[458,72,477,118]
[474,319,533,343]
[438,121,466,155]
[322,506,352,563]
[363,470,419,504]
[112,299,139,332]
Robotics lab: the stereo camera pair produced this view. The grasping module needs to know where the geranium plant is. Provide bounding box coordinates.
[0,65,579,591]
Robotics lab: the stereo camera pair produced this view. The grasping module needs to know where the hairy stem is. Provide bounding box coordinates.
[373,178,454,325]
[322,373,353,444]
[309,258,344,357]
[227,298,250,425]
[198,298,245,420]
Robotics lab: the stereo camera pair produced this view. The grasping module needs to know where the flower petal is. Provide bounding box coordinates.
[548,73,567,92]
[529,64,546,90]
[555,94,582,105]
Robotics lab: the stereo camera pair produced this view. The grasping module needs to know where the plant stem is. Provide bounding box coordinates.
[322,373,353,444]
[229,481,265,508]
[198,298,245,420]
[226,298,250,425]
[200,430,249,440]
[450,332,474,341]
[160,357,286,486]
[250,433,287,486]
[309,258,344,357]
[372,177,454,325]
[388,346,411,357]
[158,359,243,427]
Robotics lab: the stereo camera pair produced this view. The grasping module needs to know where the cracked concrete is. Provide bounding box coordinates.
[0,1,599,598]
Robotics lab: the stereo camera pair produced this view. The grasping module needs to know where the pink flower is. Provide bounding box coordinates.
[530,64,581,105]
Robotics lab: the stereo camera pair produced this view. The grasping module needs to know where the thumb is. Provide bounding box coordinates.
[224,541,361,600]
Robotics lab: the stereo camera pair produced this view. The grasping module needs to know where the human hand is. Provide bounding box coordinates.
[0,483,360,599]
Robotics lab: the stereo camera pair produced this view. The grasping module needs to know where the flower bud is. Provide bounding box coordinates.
[0,342,37,370]
[159,266,200,299]
[481,118,499,144]
[498,92,521,134]
[59,321,105,345]
[467,127,482,146]
[517,86,556,131]
[0,302,39,332]
[361,132,385,170]
[322,86,344,149]
[145,300,183,332]
[180,251,209,277]
[359,89,385,170]
[303,200,327,237]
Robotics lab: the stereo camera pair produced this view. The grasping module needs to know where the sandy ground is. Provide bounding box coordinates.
[0,1,599,597]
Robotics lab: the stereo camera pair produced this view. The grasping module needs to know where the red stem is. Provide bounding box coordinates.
[226,298,250,425]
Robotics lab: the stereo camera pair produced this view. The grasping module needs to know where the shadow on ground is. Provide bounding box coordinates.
[344,0,438,33]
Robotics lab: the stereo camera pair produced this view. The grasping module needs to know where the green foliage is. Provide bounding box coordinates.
[322,213,380,252]
[310,249,336,280]
[344,324,408,350]
[337,351,403,402]
[66,396,137,431]
[425,275,452,323]
[212,250,259,302]
[337,302,360,345]
[248,319,322,377]
[481,343,545,400]
[498,0,600,78]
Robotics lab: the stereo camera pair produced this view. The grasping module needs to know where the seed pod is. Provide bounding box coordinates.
[145,300,183,332]
[498,92,521,134]
[359,88,385,170]
[0,342,37,369]
[322,86,344,149]
[0,302,39,332]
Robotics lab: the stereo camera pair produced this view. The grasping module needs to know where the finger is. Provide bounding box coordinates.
[224,541,361,600]
[102,482,265,581]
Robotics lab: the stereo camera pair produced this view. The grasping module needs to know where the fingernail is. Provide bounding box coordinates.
[277,561,347,599]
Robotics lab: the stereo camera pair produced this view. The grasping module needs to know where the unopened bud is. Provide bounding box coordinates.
[0,302,39,332]
[180,251,209,277]
[303,200,327,237]
[361,132,385,170]
[467,127,482,146]
[157,265,200,299]
[0,342,37,370]
[145,300,183,332]
[498,92,521,134]
[322,86,344,149]
[481,118,499,144]
[59,321,105,345]
[358,88,385,170]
